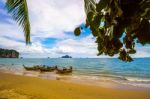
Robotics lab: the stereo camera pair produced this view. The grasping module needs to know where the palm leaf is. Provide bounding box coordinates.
[6,0,31,44]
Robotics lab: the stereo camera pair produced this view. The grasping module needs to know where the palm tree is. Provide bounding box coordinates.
[6,0,30,44]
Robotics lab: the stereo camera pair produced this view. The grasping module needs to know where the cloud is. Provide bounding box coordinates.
[0,22,24,41]
[27,0,85,40]
[0,0,87,57]
[1,0,85,40]
[50,35,98,57]
[0,0,150,58]
[132,47,150,58]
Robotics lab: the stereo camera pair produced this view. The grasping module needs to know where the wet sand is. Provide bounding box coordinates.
[0,72,150,99]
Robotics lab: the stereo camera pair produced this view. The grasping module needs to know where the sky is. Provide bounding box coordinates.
[0,0,150,58]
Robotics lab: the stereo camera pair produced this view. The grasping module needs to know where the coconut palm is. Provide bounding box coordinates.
[6,0,30,44]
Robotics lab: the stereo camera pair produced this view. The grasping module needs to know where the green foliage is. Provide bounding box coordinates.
[74,0,150,62]
[6,0,31,44]
[0,48,19,58]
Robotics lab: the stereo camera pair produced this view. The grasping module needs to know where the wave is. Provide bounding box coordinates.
[70,74,150,89]
[123,77,150,83]
[1,64,150,89]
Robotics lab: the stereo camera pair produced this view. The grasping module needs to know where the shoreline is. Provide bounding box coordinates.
[0,58,150,91]
[1,67,150,91]
[0,72,150,99]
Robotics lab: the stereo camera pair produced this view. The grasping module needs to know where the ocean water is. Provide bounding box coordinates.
[0,58,150,88]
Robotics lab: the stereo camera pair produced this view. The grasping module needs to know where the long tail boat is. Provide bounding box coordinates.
[56,66,72,74]
[40,66,57,72]
[23,65,40,71]
[23,65,58,72]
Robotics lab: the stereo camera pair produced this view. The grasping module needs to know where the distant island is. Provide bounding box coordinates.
[0,48,19,58]
[61,55,72,58]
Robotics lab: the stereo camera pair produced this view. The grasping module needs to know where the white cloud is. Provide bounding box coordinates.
[0,22,24,41]
[132,47,150,58]
[50,35,98,57]
[0,0,150,58]
[0,37,24,48]
[27,0,85,39]
[1,0,85,40]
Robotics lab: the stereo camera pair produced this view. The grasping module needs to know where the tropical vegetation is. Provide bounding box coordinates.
[5,0,150,61]
[0,48,19,58]
[74,0,150,62]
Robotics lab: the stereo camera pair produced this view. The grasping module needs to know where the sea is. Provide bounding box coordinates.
[0,58,150,89]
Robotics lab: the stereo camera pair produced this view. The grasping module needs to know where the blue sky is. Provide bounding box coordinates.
[0,0,150,58]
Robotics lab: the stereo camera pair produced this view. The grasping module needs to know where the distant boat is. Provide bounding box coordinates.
[61,55,72,58]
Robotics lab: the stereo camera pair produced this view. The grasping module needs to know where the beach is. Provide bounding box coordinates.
[1,58,150,89]
[0,0,149,98]
[0,58,150,99]
[0,72,150,99]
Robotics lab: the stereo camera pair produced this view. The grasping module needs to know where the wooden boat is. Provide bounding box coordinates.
[56,66,72,74]
[23,65,41,71]
[23,65,58,72]
[40,66,57,72]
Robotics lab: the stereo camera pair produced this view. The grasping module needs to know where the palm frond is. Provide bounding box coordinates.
[6,0,31,44]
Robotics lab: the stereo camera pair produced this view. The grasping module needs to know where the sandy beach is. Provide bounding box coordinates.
[0,72,150,99]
